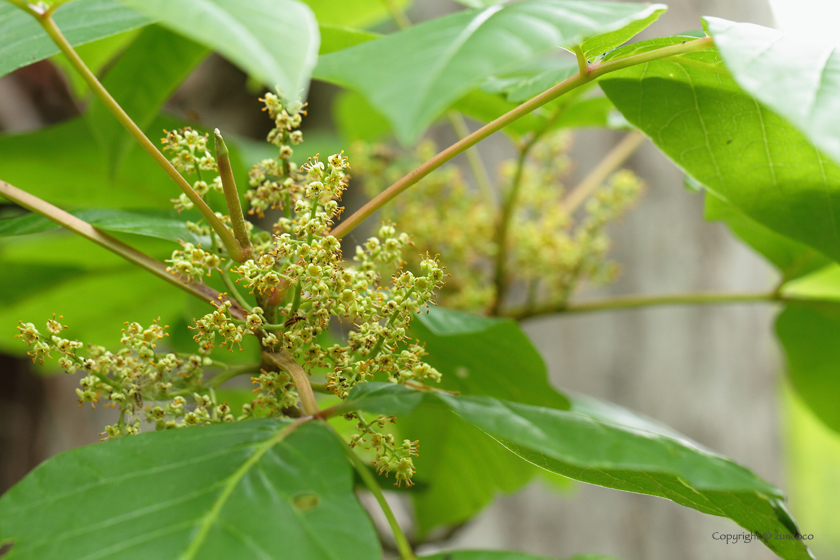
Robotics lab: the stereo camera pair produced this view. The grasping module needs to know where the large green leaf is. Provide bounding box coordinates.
[704,193,830,282]
[414,308,569,408]
[343,384,812,560]
[0,208,204,244]
[599,36,840,262]
[0,420,381,559]
[314,0,665,143]
[398,309,569,535]
[0,0,149,79]
[776,302,840,434]
[87,25,209,172]
[705,17,840,169]
[402,404,537,537]
[117,0,319,100]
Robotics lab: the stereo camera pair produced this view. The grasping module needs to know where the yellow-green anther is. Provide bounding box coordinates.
[214,129,252,262]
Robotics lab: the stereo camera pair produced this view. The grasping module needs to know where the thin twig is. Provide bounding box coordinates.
[0,180,245,317]
[562,131,646,214]
[446,111,497,207]
[330,37,714,239]
[506,290,789,320]
[28,10,245,261]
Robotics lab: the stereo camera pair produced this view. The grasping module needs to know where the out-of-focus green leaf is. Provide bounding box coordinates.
[319,24,378,55]
[344,384,812,560]
[0,0,149,79]
[0,114,252,210]
[600,36,840,262]
[704,194,830,282]
[51,29,141,98]
[86,25,209,173]
[776,302,840,434]
[0,420,381,559]
[0,209,204,244]
[302,0,410,28]
[705,17,840,169]
[117,0,319,100]
[333,90,392,143]
[314,0,665,143]
[783,383,840,558]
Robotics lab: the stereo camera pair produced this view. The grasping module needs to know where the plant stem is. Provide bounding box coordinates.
[380,0,411,30]
[264,351,319,416]
[29,10,245,261]
[563,131,645,213]
[214,129,252,261]
[330,36,714,240]
[490,147,528,315]
[572,44,589,76]
[446,111,497,207]
[0,180,244,315]
[329,426,416,560]
[506,290,788,320]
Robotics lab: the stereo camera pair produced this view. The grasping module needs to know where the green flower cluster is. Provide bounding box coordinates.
[349,413,419,487]
[18,93,448,487]
[15,317,241,439]
[351,130,643,313]
[161,127,224,212]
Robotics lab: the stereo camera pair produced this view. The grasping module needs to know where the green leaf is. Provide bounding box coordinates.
[117,0,319,100]
[0,208,205,244]
[319,24,379,55]
[344,384,812,560]
[704,193,830,282]
[599,36,840,262]
[414,307,569,408]
[314,0,665,143]
[398,308,571,535]
[705,17,840,169]
[87,25,209,173]
[333,90,392,143]
[401,404,537,537]
[0,113,253,210]
[481,57,578,102]
[51,29,141,99]
[776,302,840,434]
[0,420,381,559]
[0,0,149,79]
[301,0,411,28]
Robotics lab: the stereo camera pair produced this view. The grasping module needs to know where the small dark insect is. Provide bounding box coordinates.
[284,315,305,328]
[134,392,143,409]
[726,139,733,144]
